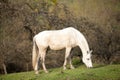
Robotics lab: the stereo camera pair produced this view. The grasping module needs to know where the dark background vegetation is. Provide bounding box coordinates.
[0,0,120,74]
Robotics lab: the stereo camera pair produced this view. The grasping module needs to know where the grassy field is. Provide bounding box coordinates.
[0,64,120,80]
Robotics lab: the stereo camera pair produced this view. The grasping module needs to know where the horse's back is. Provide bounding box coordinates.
[34,27,79,49]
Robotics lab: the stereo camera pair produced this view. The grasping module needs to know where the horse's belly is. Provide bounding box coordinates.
[49,41,76,50]
[49,44,65,50]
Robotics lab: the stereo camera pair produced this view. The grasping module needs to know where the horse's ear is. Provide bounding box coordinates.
[87,50,93,54]
[90,50,93,54]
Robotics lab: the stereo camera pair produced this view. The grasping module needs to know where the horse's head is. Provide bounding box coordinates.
[82,50,93,68]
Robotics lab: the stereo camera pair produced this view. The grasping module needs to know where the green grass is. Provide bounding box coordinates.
[0,64,120,80]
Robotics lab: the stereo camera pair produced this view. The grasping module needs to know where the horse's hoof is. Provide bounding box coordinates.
[70,66,75,69]
[35,71,39,74]
[63,67,66,70]
[45,70,49,73]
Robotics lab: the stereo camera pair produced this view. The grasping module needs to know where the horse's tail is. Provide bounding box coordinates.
[32,37,38,70]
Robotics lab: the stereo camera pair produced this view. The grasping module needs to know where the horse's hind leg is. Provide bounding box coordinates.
[40,49,48,73]
[63,47,71,70]
[35,54,40,74]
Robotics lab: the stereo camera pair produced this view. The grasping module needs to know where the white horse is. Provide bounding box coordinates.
[32,27,93,74]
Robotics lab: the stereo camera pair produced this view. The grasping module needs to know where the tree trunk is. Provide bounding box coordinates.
[26,63,29,72]
[2,63,7,74]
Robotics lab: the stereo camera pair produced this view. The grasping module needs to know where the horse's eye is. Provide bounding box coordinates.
[87,58,90,60]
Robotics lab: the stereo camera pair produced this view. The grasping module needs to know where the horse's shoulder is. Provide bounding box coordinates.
[62,27,74,30]
[65,27,75,29]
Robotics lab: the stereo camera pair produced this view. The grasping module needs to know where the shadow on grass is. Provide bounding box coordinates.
[74,64,108,69]
[93,64,107,68]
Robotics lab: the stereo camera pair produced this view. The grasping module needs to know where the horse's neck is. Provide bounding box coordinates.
[77,33,90,56]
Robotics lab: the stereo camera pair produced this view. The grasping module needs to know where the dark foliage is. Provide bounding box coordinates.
[0,0,120,74]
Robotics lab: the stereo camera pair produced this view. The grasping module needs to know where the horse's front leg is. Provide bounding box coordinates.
[69,54,75,69]
[63,47,71,70]
[41,49,48,73]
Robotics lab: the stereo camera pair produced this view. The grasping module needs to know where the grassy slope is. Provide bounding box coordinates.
[0,64,120,80]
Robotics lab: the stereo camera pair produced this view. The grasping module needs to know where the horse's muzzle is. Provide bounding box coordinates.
[87,66,93,68]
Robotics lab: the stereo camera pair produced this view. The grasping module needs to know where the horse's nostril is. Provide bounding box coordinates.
[87,66,93,69]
